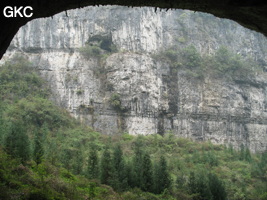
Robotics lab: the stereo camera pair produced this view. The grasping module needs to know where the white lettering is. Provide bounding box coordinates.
[3,6,13,18]
[23,6,33,18]
[14,6,23,17]
[3,6,33,18]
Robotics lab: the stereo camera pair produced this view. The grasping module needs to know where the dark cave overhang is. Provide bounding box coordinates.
[0,0,267,59]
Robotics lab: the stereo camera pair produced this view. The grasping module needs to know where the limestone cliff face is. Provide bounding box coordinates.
[2,6,267,152]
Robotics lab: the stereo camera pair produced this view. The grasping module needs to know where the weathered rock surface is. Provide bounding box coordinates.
[2,6,267,152]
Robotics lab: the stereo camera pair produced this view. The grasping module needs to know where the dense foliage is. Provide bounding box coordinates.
[79,34,117,60]
[153,45,263,81]
[0,55,267,199]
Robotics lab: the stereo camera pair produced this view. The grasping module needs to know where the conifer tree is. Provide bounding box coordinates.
[61,148,72,171]
[33,125,47,165]
[113,144,123,173]
[188,171,197,194]
[4,121,31,164]
[189,170,226,200]
[112,144,127,191]
[33,133,44,165]
[100,147,113,185]
[240,143,245,161]
[196,173,212,200]
[153,162,161,193]
[245,147,252,162]
[259,152,267,172]
[228,143,234,155]
[208,173,227,200]
[73,148,83,175]
[87,145,99,179]
[153,156,171,194]
[0,104,4,144]
[159,156,171,192]
[141,153,153,192]
[125,160,135,188]
[239,144,252,162]
[132,137,144,187]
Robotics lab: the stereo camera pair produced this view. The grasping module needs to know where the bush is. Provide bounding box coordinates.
[181,45,201,69]
[79,45,102,59]
[88,34,118,53]
[154,45,261,81]
[109,93,122,111]
[164,49,178,63]
[76,89,83,95]
[80,35,118,60]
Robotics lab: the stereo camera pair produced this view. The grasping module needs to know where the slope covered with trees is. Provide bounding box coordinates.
[0,55,267,199]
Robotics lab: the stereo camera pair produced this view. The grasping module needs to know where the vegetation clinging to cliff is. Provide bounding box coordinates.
[153,45,263,81]
[79,34,118,60]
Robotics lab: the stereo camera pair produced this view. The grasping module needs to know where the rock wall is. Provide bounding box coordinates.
[2,6,267,152]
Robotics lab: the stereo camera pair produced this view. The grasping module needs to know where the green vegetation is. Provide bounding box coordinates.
[79,34,117,60]
[0,55,267,199]
[79,45,103,59]
[109,93,122,111]
[154,45,263,80]
[88,35,118,53]
[79,35,117,93]
[76,89,84,95]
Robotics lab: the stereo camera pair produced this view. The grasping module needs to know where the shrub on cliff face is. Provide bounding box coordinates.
[88,35,118,53]
[213,46,243,74]
[154,45,262,81]
[80,35,118,60]
[181,45,201,69]
[210,46,260,80]
[109,93,122,111]
[79,45,102,59]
